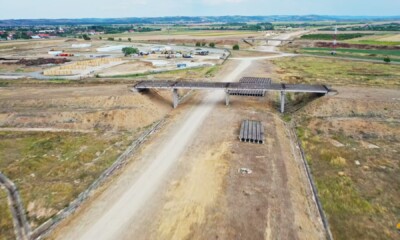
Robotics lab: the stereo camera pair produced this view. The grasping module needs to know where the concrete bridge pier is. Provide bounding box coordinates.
[280,91,286,113]
[172,88,179,108]
[225,90,230,106]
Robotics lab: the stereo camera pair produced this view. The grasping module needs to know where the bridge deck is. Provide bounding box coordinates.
[134,80,329,94]
[228,77,271,97]
[243,38,294,41]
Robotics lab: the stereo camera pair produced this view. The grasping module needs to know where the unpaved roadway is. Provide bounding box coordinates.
[253,30,308,52]
[54,59,252,240]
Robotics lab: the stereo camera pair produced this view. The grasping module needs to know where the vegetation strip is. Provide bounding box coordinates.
[300,33,372,41]
[289,123,334,240]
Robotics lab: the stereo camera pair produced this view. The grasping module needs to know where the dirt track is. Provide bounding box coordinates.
[52,59,252,240]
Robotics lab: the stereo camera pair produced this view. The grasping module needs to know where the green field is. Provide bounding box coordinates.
[303,47,400,56]
[347,40,400,46]
[300,33,372,41]
[300,47,400,62]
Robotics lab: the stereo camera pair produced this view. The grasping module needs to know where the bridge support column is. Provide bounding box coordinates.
[280,91,286,113]
[172,88,179,108]
[225,91,230,106]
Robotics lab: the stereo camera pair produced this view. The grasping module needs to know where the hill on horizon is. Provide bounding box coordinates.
[1,15,400,26]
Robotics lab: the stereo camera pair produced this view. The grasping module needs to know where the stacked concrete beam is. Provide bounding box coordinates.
[239,120,264,144]
[228,77,271,97]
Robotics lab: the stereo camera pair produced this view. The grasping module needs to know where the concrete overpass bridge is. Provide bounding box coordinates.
[242,38,296,46]
[133,77,330,113]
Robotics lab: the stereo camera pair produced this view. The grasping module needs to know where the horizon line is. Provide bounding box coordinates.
[1,14,400,21]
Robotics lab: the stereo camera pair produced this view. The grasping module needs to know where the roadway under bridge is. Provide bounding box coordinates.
[133,77,330,113]
[242,38,295,46]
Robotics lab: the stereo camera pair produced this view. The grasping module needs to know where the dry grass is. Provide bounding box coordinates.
[108,65,222,80]
[296,119,400,240]
[101,30,257,39]
[0,130,135,239]
[272,57,400,88]
[346,33,400,45]
[0,190,13,239]
[0,64,41,73]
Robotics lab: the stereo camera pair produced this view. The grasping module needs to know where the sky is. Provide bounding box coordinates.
[0,0,399,19]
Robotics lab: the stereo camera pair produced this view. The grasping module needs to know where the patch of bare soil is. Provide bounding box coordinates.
[97,61,154,77]
[2,58,70,66]
[229,50,278,58]
[0,63,41,73]
[296,87,400,119]
[0,84,172,131]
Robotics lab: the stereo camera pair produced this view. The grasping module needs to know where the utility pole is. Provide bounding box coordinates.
[332,25,337,55]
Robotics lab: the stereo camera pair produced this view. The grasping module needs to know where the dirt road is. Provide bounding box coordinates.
[53,59,252,240]
[254,30,308,52]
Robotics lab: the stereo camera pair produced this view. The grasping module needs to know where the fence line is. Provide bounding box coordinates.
[0,172,31,240]
[289,123,334,240]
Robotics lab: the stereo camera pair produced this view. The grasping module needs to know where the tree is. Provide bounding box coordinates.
[201,42,206,46]
[99,36,102,40]
[0,31,8,39]
[195,42,201,47]
[383,56,391,63]
[128,38,131,42]
[122,47,139,56]
[233,44,240,50]
[108,37,114,41]
[209,42,215,48]
[119,38,122,41]
[82,34,91,41]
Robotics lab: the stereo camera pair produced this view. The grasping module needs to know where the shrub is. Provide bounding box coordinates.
[209,42,215,48]
[195,42,201,47]
[108,37,114,41]
[383,56,391,63]
[233,44,240,50]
